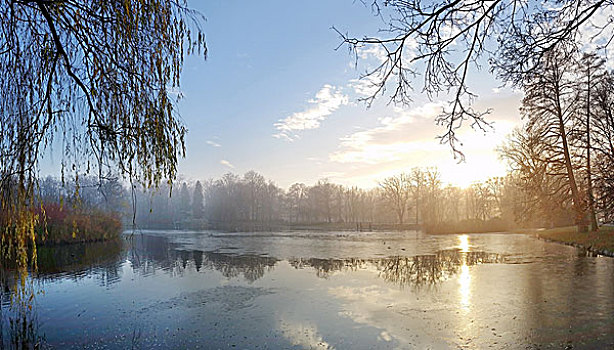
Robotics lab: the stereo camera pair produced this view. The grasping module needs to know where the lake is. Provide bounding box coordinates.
[2,230,613,349]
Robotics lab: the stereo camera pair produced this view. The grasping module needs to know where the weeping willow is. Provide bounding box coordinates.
[0,0,207,290]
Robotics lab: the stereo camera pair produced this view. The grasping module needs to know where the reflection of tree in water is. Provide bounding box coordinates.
[0,239,124,298]
[0,299,44,350]
[290,250,502,288]
[376,250,502,288]
[35,239,124,286]
[127,235,502,287]
[202,253,277,282]
[127,235,278,282]
[289,258,369,278]
[1,270,44,349]
[1,239,123,349]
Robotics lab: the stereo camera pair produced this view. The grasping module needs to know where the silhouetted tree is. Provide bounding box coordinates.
[287,183,308,223]
[192,181,204,219]
[592,72,614,222]
[575,53,607,230]
[178,182,192,218]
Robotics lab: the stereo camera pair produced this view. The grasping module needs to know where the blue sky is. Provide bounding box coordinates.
[38,0,523,189]
[170,0,524,189]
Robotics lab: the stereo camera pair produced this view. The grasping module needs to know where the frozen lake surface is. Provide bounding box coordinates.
[3,230,613,349]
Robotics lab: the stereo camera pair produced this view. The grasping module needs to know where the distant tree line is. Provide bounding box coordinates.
[25,161,603,233]
[23,167,565,232]
[130,171,395,229]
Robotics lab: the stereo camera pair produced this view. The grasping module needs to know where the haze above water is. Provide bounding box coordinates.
[4,231,614,349]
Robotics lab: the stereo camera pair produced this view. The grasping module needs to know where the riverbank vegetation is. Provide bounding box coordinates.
[36,204,122,245]
[519,226,614,256]
[1,177,123,246]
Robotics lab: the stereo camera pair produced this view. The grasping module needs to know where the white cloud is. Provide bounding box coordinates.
[330,103,445,164]
[220,160,234,168]
[326,96,522,188]
[273,84,348,141]
[206,140,221,147]
[357,45,388,63]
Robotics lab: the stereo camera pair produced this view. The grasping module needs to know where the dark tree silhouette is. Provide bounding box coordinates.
[178,182,192,218]
[192,181,204,219]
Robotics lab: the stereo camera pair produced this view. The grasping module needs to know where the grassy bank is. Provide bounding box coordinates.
[520,226,614,256]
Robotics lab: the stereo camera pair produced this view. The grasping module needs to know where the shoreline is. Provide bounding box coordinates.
[519,226,614,258]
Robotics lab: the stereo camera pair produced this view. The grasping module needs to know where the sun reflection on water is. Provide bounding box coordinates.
[458,235,471,312]
[458,234,470,253]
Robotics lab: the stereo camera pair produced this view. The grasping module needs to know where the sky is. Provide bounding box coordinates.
[43,0,525,189]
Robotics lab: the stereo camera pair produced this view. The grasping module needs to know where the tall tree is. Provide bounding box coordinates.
[178,182,191,218]
[576,53,606,231]
[287,183,307,223]
[409,168,426,224]
[243,171,266,221]
[521,49,586,231]
[192,181,204,220]
[500,128,574,227]
[592,72,614,222]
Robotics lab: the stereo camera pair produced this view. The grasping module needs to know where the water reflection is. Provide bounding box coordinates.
[289,250,501,288]
[1,240,124,349]
[124,235,503,288]
[0,232,612,349]
[2,235,503,295]
[458,234,470,252]
[1,300,43,350]
[458,235,471,311]
[127,235,279,282]
[121,235,504,288]
[35,240,123,284]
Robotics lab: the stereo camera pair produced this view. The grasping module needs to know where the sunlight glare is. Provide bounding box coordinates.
[458,234,471,312]
[459,234,470,252]
[459,264,471,311]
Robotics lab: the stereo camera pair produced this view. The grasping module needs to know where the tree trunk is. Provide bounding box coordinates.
[557,109,587,232]
[585,64,599,231]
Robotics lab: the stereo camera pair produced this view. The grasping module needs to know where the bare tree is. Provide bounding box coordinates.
[409,168,425,224]
[380,173,412,224]
[575,53,607,230]
[338,0,613,158]
[522,49,587,231]
[592,72,614,222]
[287,183,308,223]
